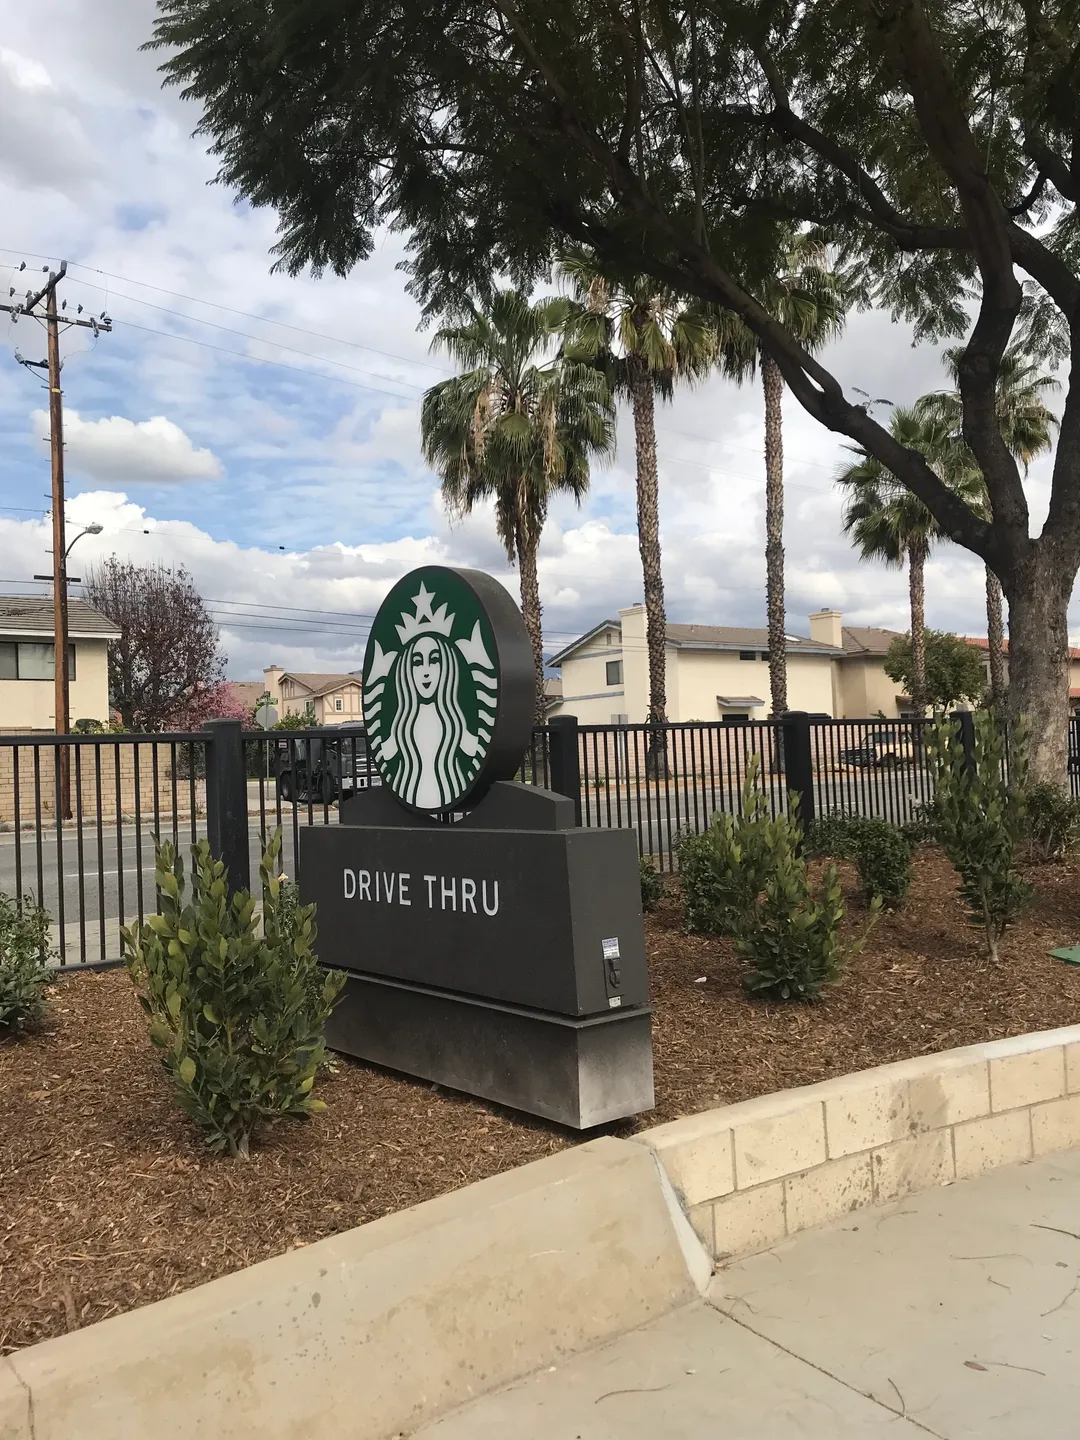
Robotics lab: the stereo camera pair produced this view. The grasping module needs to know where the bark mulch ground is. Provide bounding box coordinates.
[4,846,1080,1354]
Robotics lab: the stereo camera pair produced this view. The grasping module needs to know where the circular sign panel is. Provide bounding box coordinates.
[362,566,534,814]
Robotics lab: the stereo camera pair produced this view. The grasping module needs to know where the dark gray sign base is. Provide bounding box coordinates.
[325,969,654,1131]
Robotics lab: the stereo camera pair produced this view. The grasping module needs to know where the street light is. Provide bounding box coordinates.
[64,521,104,562]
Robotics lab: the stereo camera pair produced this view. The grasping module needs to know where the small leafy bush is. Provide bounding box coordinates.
[926,712,1033,963]
[0,893,53,1036]
[639,857,665,912]
[123,830,346,1156]
[1024,780,1080,863]
[675,757,784,937]
[901,798,943,847]
[740,847,878,1002]
[677,758,876,1000]
[806,812,912,908]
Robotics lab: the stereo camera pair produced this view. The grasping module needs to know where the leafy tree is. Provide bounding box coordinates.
[838,409,979,715]
[167,680,252,731]
[915,346,1059,712]
[884,630,987,714]
[151,0,1080,779]
[85,558,224,732]
[273,701,316,730]
[558,250,714,727]
[421,289,614,721]
[716,233,847,715]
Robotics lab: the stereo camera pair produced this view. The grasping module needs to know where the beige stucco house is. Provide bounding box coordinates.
[547,606,919,722]
[0,597,119,732]
[261,665,363,724]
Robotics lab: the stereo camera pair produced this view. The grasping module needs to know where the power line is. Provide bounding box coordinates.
[1,246,844,482]
[69,282,442,394]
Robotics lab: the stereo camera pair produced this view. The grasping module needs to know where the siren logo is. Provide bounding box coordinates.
[363,569,500,812]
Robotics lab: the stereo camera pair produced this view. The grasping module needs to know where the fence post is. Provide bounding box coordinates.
[779,710,815,830]
[950,709,976,775]
[204,718,250,894]
[547,714,582,825]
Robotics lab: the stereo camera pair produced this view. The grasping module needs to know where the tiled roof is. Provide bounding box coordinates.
[664,623,836,653]
[0,596,120,639]
[963,635,1080,661]
[841,626,905,656]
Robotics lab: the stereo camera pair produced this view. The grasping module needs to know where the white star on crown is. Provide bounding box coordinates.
[395,581,456,642]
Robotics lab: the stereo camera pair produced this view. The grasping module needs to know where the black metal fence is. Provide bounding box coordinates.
[4,710,1072,969]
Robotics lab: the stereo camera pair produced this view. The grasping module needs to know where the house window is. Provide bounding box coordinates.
[738,650,756,661]
[606,659,622,685]
[606,632,613,645]
[334,696,343,712]
[760,651,770,662]
[0,641,76,680]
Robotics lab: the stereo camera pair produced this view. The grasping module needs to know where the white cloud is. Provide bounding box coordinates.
[33,410,224,484]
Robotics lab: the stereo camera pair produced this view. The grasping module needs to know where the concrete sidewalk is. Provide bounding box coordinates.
[416,1149,1080,1438]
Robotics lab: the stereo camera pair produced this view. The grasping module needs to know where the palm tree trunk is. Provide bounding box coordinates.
[985,566,1006,712]
[628,356,667,726]
[516,524,547,724]
[628,354,669,778]
[908,539,928,716]
[761,351,788,716]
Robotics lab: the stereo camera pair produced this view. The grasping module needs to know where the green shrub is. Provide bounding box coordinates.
[677,759,876,1000]
[807,812,912,908]
[0,893,53,1036]
[123,829,346,1157]
[803,810,861,859]
[901,798,943,847]
[1024,780,1080,863]
[926,712,1033,963]
[675,757,786,936]
[639,856,665,912]
[740,848,878,1002]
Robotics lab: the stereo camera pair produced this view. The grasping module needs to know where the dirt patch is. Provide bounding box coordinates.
[3,846,1080,1354]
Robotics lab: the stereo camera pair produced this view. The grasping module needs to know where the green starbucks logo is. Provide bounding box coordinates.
[364,568,502,812]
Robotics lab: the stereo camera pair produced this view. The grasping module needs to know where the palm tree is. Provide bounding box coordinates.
[717,234,847,715]
[837,408,977,716]
[421,289,614,722]
[558,251,716,734]
[915,345,1059,712]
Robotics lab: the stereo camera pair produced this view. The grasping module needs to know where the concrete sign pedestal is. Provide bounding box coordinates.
[302,782,654,1128]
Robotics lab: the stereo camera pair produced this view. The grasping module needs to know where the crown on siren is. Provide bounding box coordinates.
[395,580,456,643]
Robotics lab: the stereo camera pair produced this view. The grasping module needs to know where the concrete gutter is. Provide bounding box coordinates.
[0,1136,706,1440]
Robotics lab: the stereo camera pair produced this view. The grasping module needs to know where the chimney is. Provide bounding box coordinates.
[263,664,284,700]
[809,610,843,649]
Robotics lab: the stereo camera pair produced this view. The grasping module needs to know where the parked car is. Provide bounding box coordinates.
[275,729,381,805]
[837,728,917,769]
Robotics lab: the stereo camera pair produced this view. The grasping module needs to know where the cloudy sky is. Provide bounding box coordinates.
[0,0,1065,681]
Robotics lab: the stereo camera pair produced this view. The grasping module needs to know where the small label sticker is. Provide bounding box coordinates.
[602,937,620,961]
[608,996,623,1009]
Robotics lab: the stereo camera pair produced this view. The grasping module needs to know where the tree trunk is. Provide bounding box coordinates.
[1005,549,1071,783]
[908,540,927,716]
[985,566,1006,713]
[628,354,669,777]
[516,526,547,725]
[761,351,788,716]
[628,356,667,726]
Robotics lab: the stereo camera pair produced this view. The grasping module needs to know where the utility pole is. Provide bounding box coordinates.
[2,261,111,817]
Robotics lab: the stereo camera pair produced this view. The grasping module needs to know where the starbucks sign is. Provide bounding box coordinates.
[362,566,534,814]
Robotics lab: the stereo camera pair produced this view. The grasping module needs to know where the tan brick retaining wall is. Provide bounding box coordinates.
[635,1026,1080,1264]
